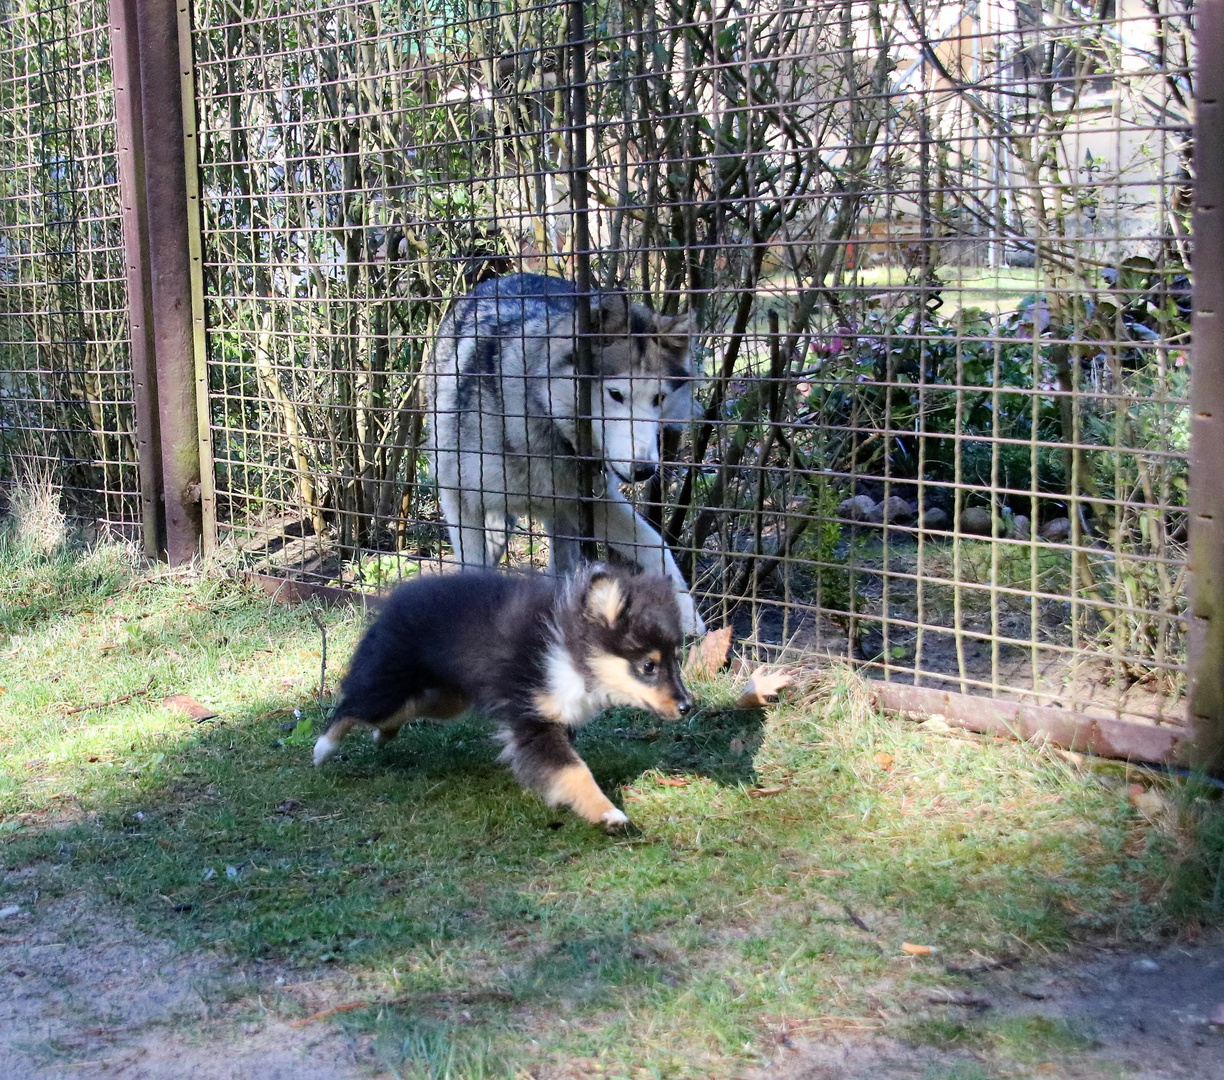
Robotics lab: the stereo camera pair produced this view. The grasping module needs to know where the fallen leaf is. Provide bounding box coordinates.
[747,786,785,798]
[1129,787,1167,814]
[684,627,733,679]
[901,942,937,956]
[656,776,690,787]
[733,667,793,709]
[874,752,894,770]
[162,694,218,722]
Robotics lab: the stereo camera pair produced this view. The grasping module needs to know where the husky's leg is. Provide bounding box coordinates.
[592,492,705,635]
[547,503,583,574]
[447,489,502,566]
[483,511,514,566]
[437,476,482,567]
[499,718,628,827]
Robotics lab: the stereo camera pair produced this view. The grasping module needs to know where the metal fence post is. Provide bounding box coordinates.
[567,0,597,560]
[108,0,162,559]
[108,0,203,564]
[1190,0,1224,775]
[178,0,216,557]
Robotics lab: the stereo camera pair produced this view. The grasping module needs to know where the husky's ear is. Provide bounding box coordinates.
[656,311,694,350]
[584,571,627,627]
[592,292,630,336]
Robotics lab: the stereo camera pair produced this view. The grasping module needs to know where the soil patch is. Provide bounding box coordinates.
[755,932,1224,1079]
[0,889,375,1079]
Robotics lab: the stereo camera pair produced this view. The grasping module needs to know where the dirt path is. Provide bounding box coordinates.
[2,886,1221,1079]
[757,933,1224,1079]
[0,890,375,1079]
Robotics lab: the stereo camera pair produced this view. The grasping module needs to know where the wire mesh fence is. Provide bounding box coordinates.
[0,0,139,535]
[0,0,1193,735]
[188,0,1193,729]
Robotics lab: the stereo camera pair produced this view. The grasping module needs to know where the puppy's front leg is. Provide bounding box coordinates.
[500,719,628,827]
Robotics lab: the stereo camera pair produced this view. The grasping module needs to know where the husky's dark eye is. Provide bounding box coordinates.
[652,393,665,408]
[608,388,625,404]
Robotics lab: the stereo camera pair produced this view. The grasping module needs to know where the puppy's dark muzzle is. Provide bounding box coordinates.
[676,698,693,717]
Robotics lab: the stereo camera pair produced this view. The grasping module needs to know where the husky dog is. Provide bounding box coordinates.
[426,273,705,635]
[313,564,692,827]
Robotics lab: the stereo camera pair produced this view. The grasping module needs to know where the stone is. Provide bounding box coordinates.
[959,507,993,535]
[880,496,915,523]
[1041,516,1072,542]
[836,494,878,521]
[920,507,949,531]
[1012,514,1030,541]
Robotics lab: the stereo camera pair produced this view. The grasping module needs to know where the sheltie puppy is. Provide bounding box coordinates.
[313,564,693,827]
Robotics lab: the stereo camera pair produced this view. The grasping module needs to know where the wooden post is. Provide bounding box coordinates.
[108,0,203,563]
[1190,0,1224,775]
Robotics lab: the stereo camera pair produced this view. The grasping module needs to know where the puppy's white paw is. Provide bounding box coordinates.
[600,806,630,828]
[313,734,338,766]
[370,729,383,743]
[676,592,706,637]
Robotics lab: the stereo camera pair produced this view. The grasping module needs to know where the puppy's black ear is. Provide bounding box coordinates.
[592,292,630,337]
[584,571,626,627]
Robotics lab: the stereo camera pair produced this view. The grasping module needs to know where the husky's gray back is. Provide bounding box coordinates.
[426,274,587,512]
[426,272,694,515]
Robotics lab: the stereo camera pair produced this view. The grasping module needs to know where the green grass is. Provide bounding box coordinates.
[1,536,1221,1079]
[905,1014,1098,1063]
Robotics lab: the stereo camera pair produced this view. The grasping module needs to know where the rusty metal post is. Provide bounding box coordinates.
[178,0,216,556]
[567,0,597,560]
[108,0,203,563]
[108,0,162,559]
[1190,0,1224,775]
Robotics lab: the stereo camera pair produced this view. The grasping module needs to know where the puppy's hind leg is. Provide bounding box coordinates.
[372,687,470,744]
[314,714,358,765]
[500,718,629,828]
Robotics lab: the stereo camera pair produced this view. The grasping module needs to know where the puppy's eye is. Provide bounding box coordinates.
[608,388,625,404]
[652,393,665,408]
[640,660,657,676]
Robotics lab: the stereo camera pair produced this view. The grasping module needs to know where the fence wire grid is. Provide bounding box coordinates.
[0,0,139,534]
[0,0,1195,733]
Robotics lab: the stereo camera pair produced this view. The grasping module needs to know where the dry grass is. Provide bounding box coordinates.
[2,460,66,555]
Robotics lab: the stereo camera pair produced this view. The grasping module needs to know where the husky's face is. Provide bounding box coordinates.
[588,296,694,485]
[579,570,693,720]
